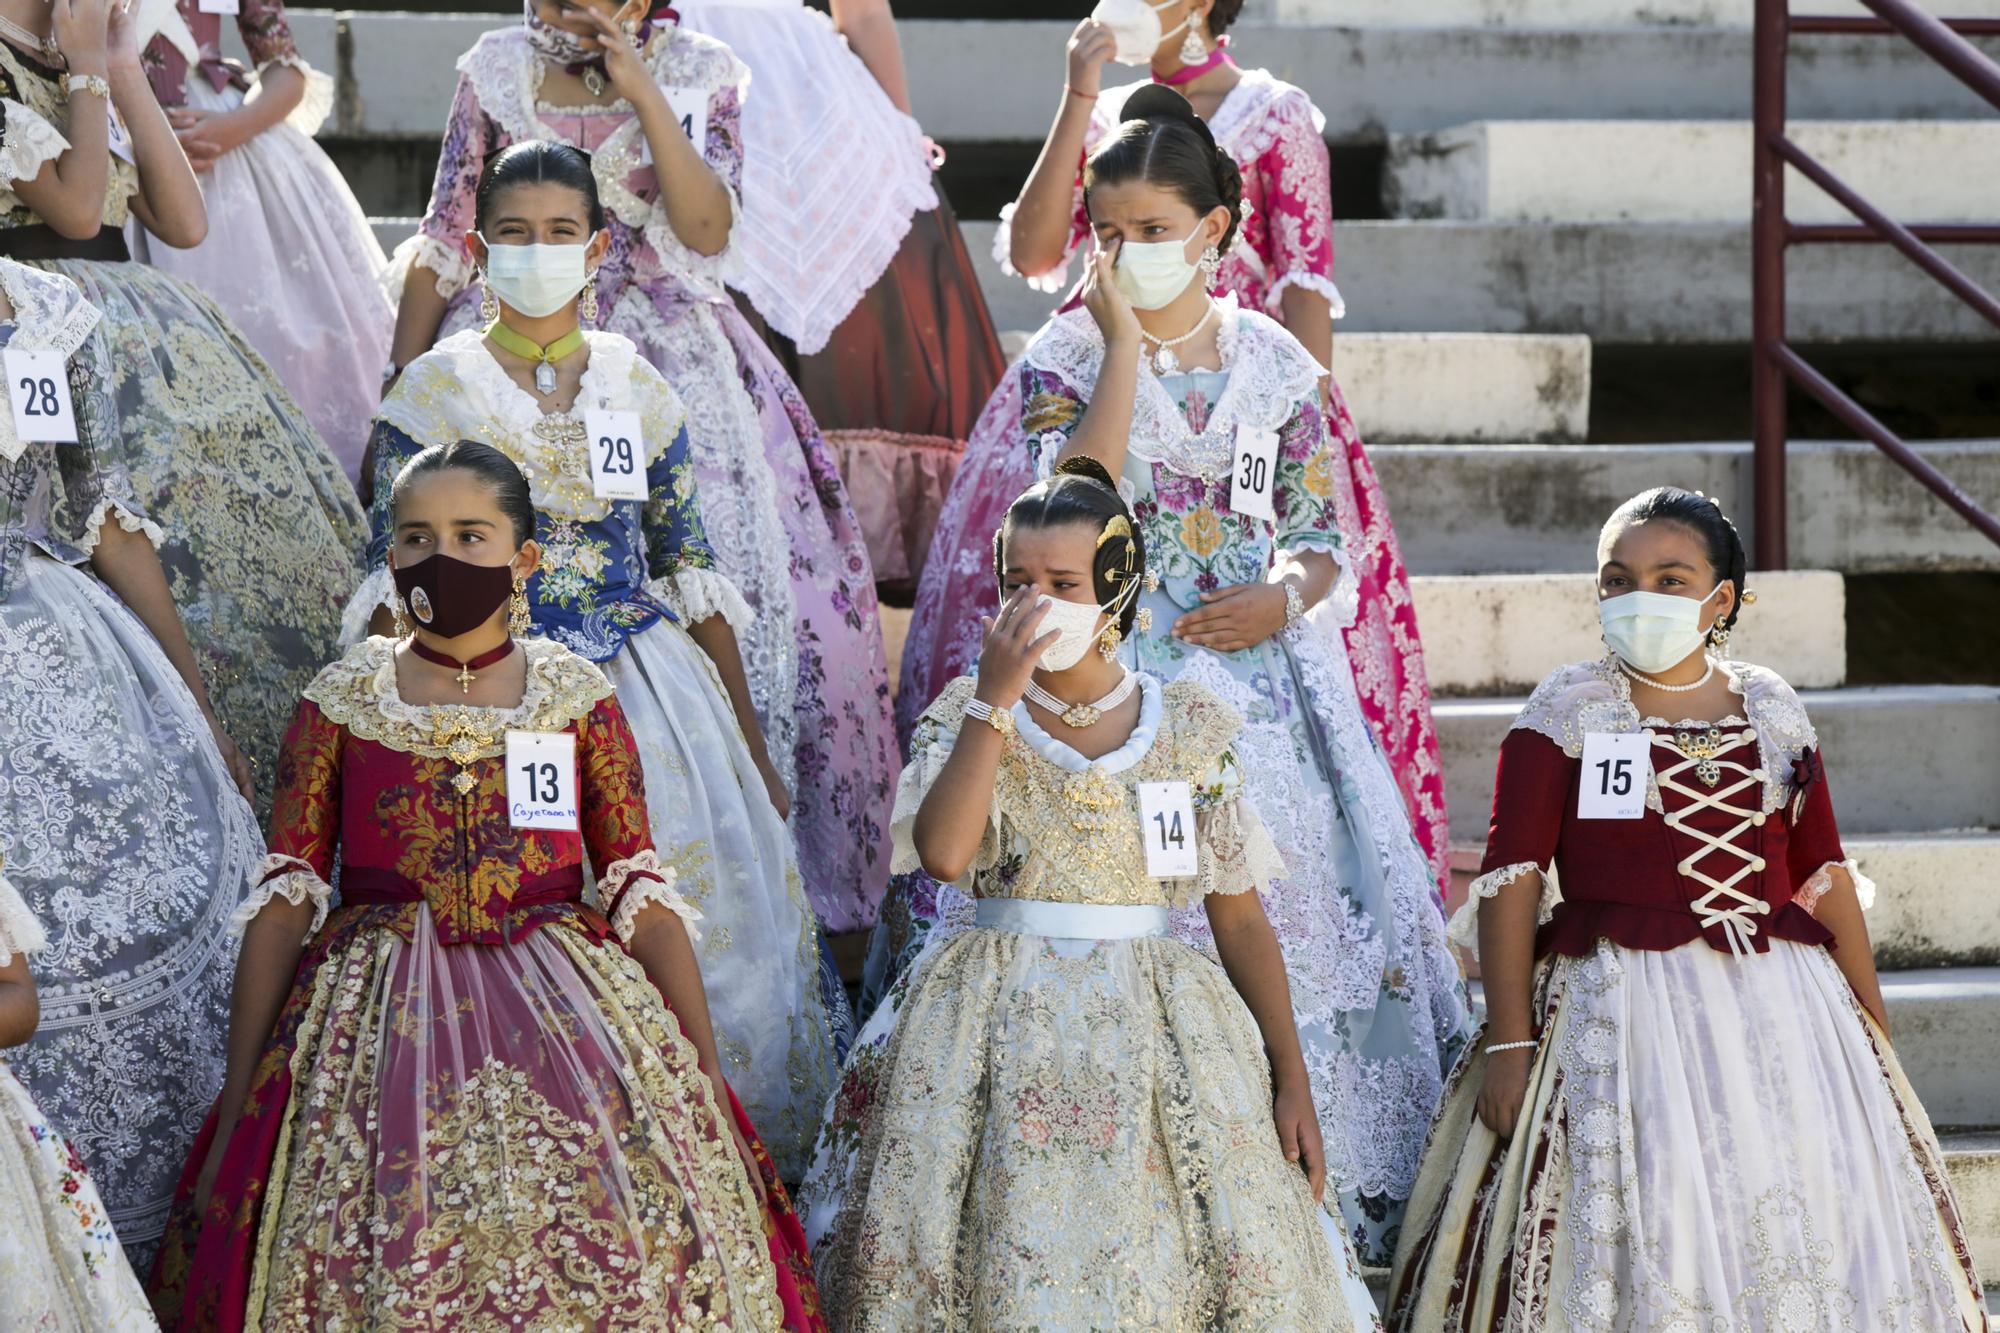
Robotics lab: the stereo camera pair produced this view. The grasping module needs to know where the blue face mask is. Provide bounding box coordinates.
[1598,582,1725,673]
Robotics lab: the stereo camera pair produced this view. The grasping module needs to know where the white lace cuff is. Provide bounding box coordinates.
[0,97,68,186]
[340,566,395,646]
[78,498,164,553]
[256,55,334,138]
[647,566,752,632]
[1195,797,1288,898]
[389,232,476,305]
[1279,539,1358,634]
[993,198,1077,295]
[230,854,331,939]
[0,870,48,967]
[602,850,702,942]
[1446,860,1559,952]
[1265,271,1346,321]
[1794,857,1876,916]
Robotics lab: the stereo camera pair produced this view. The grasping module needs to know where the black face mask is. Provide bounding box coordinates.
[392,553,515,639]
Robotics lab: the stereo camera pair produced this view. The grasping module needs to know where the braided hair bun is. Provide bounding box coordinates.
[1086,85,1244,256]
[992,460,1149,639]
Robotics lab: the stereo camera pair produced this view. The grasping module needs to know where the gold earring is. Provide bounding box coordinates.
[390,592,411,639]
[580,273,599,325]
[509,576,532,636]
[479,277,499,325]
[1135,606,1153,634]
[1709,622,1731,651]
[1098,623,1121,662]
[1198,244,1222,288]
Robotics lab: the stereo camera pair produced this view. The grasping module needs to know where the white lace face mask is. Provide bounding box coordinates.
[1034,594,1109,672]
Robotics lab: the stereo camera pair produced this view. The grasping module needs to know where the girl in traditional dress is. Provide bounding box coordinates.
[802,465,1381,1331]
[386,0,896,932]
[675,0,1005,599]
[129,0,390,483]
[1388,488,1990,1332]
[352,141,844,1178]
[0,255,261,1271]
[151,440,825,1331]
[0,870,156,1331]
[0,0,365,807]
[872,85,1472,1266]
[897,0,1449,897]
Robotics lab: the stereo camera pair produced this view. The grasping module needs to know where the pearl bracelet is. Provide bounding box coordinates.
[63,73,111,100]
[1485,1039,1539,1055]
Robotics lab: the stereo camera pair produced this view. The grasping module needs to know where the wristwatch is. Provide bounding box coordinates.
[963,698,1015,737]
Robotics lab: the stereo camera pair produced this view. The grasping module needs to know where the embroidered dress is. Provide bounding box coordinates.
[149,637,826,1331]
[676,0,1004,591]
[801,674,1382,1331]
[897,67,1450,896]
[0,68,366,811]
[0,875,155,1332]
[346,327,844,1177]
[391,21,895,931]
[1387,659,1990,1332]
[131,0,391,483]
[0,260,260,1270]
[873,300,1472,1265]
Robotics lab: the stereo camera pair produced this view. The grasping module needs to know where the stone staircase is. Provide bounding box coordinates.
[283,0,1999,1291]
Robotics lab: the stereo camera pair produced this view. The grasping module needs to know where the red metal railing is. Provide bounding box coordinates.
[1751,0,2000,568]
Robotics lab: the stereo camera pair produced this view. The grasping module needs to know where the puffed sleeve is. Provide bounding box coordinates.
[1255,93,1343,320]
[641,415,750,631]
[1187,746,1286,906]
[1449,726,1570,952]
[1020,361,1089,480]
[1786,747,1874,915]
[338,419,422,644]
[0,95,67,193]
[232,699,343,936]
[393,72,494,300]
[577,695,702,942]
[236,0,332,135]
[890,677,1002,882]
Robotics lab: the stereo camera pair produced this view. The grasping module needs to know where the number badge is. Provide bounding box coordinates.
[1230,425,1278,523]
[4,349,78,446]
[639,87,709,166]
[1137,781,1200,879]
[1577,732,1651,820]
[583,408,647,501]
[506,730,580,831]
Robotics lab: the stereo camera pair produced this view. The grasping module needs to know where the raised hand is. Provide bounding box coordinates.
[50,0,113,75]
[1065,17,1116,99]
[973,586,1057,711]
[1081,241,1142,349]
[578,1,655,106]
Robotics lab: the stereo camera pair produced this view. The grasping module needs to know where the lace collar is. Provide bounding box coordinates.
[0,261,98,462]
[1098,68,1324,166]
[1010,673,1164,776]
[1021,293,1321,479]
[1513,656,1820,815]
[305,635,613,761]
[380,328,680,522]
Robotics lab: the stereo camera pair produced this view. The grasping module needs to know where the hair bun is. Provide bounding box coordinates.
[1121,84,1217,150]
[1052,454,1121,496]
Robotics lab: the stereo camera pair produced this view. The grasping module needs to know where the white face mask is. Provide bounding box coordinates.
[1091,0,1187,65]
[1598,583,1725,673]
[1034,594,1109,672]
[478,235,594,319]
[1111,227,1202,310]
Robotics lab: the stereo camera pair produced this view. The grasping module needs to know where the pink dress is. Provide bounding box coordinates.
[392,23,897,932]
[896,69,1450,897]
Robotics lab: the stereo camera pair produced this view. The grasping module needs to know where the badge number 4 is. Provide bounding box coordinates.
[585,409,647,501]
[5,350,77,444]
[507,730,580,831]
[1138,781,1200,879]
[1578,732,1651,820]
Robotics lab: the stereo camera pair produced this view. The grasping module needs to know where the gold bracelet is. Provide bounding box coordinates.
[63,73,111,100]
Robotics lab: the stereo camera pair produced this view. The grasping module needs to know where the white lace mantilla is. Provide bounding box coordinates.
[0,96,66,191]
[1022,295,1322,482]
[456,26,746,299]
[1512,657,1820,818]
[0,261,99,463]
[229,853,331,938]
[0,868,48,965]
[601,849,703,942]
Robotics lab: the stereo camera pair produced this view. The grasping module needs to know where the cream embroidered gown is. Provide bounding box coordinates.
[801,673,1382,1331]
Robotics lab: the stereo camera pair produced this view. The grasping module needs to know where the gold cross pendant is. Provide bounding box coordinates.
[456,664,475,693]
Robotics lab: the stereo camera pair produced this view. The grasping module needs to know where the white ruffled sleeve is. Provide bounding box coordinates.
[385,232,476,307]
[1266,271,1346,321]
[229,853,332,939]
[1794,857,1877,916]
[255,54,335,137]
[992,198,1081,297]
[77,497,165,553]
[0,97,68,189]
[1191,748,1287,903]
[1446,861,1562,955]
[647,566,752,633]
[0,867,48,967]
[601,849,703,943]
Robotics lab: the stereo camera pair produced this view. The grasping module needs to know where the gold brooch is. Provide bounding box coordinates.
[1672,726,1727,787]
[431,710,495,795]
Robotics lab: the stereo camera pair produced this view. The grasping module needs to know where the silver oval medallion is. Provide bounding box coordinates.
[410,586,434,624]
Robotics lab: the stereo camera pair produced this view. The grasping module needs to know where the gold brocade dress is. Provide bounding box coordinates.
[800,674,1381,1331]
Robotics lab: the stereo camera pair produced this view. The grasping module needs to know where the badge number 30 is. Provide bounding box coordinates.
[1138,781,1200,879]
[585,409,647,501]
[5,350,76,444]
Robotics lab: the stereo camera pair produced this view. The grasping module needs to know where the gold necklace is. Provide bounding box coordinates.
[0,14,61,64]
[485,319,585,396]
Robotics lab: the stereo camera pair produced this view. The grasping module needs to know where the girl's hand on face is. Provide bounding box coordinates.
[1476,1049,1533,1141]
[973,586,1057,711]
[578,3,655,105]
[104,0,140,69]
[1082,243,1141,348]
[1171,582,1287,653]
[1272,1077,1326,1203]
[1064,17,1117,97]
[51,0,112,75]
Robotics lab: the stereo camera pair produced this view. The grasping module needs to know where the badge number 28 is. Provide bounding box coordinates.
[5,349,77,445]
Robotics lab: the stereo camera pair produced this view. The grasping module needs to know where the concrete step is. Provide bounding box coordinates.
[1943,1132,2000,1289]
[1862,834,2000,969]
[1387,120,2000,224]
[1413,569,1845,695]
[1435,684,2000,841]
[1274,0,2000,26]
[289,13,2000,142]
[1881,969,2000,1129]
[1328,334,1591,443]
[1371,442,2000,576]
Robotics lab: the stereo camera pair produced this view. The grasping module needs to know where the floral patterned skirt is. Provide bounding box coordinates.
[801,919,1381,1331]
[1388,940,1988,1332]
[0,1061,155,1331]
[0,556,259,1271]
[29,257,367,815]
[151,906,825,1332]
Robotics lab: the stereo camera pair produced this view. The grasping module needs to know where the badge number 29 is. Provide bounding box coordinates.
[5,349,77,444]
[585,409,648,501]
[1138,781,1200,879]
[1577,732,1650,820]
[507,730,580,831]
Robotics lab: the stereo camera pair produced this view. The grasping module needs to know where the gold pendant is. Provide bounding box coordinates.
[432,711,495,796]
[1060,704,1102,728]
[456,664,475,693]
[583,66,607,97]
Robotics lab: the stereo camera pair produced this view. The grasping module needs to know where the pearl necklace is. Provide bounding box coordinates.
[1024,670,1137,728]
[1617,656,1715,694]
[1140,301,1216,375]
